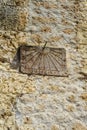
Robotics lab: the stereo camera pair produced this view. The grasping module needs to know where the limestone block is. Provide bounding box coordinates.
[72,122,87,130]
[80,93,87,101]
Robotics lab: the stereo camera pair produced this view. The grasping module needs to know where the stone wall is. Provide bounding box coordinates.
[0,0,87,130]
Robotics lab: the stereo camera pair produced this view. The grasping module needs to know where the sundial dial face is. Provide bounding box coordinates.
[19,45,67,76]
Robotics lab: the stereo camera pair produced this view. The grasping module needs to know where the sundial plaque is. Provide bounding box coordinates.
[19,45,68,76]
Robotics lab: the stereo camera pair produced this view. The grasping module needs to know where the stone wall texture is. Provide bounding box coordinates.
[0,0,87,130]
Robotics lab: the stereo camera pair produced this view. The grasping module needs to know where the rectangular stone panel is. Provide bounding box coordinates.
[19,45,68,76]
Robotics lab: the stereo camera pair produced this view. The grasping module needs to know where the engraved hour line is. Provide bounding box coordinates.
[49,53,61,72]
[37,53,43,74]
[31,51,42,73]
[29,52,43,73]
[51,51,63,58]
[51,52,65,67]
[38,53,43,74]
[45,54,51,73]
[51,50,64,62]
[43,53,45,75]
[43,54,47,74]
[51,49,63,54]
[26,45,48,73]
[47,55,55,71]
[46,54,52,74]
[50,51,63,67]
[48,55,59,75]
[24,48,36,57]
[29,52,40,68]
[50,50,62,70]
[38,53,44,73]
[38,55,42,73]
[24,51,38,63]
[48,53,60,73]
[49,53,62,72]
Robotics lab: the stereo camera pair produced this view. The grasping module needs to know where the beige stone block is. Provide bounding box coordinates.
[14,0,29,6]
[49,36,62,42]
[78,24,87,31]
[0,126,4,130]
[81,65,87,74]
[84,105,87,111]
[65,105,75,112]
[18,10,28,31]
[68,95,76,102]
[33,1,57,9]
[63,29,74,34]
[72,123,87,130]
[15,32,29,45]
[51,125,59,130]
[22,86,36,94]
[77,31,85,43]
[23,117,32,124]
[80,93,87,101]
[31,34,43,44]
[49,86,60,92]
[41,26,51,33]
[32,16,57,24]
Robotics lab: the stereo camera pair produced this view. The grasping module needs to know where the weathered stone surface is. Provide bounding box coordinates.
[0,5,28,31]
[80,93,87,101]
[72,122,87,130]
[51,125,59,130]
[0,0,87,130]
[0,0,30,6]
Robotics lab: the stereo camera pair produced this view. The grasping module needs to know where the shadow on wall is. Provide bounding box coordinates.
[11,46,21,69]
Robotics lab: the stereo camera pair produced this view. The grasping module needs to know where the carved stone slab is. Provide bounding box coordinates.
[20,45,68,76]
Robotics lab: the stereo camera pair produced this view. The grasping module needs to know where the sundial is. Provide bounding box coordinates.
[19,44,67,76]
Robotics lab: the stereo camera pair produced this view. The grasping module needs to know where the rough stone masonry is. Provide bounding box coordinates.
[0,0,87,130]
